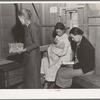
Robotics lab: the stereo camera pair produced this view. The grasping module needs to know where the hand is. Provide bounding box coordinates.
[68,65,73,67]
[54,39,58,44]
[17,48,26,54]
[64,65,73,68]
[61,64,73,68]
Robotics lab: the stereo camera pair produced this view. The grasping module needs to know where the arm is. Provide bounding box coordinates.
[51,42,65,55]
[54,40,71,57]
[26,24,40,52]
[73,43,95,74]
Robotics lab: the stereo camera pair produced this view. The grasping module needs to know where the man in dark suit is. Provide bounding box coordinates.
[55,27,95,88]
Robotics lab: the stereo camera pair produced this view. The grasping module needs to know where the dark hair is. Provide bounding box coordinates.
[69,27,83,35]
[54,22,65,31]
[52,29,57,38]
[18,9,32,20]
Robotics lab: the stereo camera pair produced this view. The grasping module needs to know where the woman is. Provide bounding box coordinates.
[17,9,41,88]
[41,22,72,88]
[55,27,95,88]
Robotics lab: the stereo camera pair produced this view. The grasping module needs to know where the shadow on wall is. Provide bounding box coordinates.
[11,21,25,43]
[7,20,25,63]
[7,4,25,63]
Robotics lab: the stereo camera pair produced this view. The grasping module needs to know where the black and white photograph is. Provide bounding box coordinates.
[0,1,100,99]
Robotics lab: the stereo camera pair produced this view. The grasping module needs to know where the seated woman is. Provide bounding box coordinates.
[55,27,95,88]
[41,22,72,88]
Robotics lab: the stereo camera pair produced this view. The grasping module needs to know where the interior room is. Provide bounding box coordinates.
[0,3,100,89]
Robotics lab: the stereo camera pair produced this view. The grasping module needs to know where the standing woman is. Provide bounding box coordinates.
[18,9,41,88]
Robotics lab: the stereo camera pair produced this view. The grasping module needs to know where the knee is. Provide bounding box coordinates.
[57,68,74,79]
[56,69,63,79]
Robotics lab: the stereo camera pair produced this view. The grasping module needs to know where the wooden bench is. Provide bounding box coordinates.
[72,74,100,88]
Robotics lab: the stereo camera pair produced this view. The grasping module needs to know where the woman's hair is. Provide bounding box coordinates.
[54,22,65,30]
[69,27,84,35]
[52,29,57,38]
[18,9,32,20]
[52,22,65,38]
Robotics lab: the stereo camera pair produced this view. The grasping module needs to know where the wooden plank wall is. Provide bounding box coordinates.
[0,5,3,59]
[87,4,100,75]
[0,3,100,75]
[0,3,42,59]
[41,3,66,45]
[0,4,16,58]
[41,3,100,75]
[78,4,100,75]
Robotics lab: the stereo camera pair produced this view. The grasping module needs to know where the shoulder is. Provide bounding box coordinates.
[63,33,68,38]
[81,36,94,51]
[28,22,36,29]
[60,33,68,40]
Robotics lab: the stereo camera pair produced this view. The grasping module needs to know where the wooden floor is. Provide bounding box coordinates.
[10,73,100,89]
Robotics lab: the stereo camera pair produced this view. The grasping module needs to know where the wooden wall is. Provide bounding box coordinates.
[41,3,100,75]
[41,3,66,45]
[0,4,16,58]
[0,3,42,59]
[88,4,100,75]
[78,4,100,75]
[0,5,3,59]
[0,3,100,75]
[41,3,84,45]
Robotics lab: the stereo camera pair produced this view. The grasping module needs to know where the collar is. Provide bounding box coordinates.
[77,36,83,48]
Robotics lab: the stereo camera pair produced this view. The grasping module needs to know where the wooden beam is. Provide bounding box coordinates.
[42,24,55,27]
[32,3,40,20]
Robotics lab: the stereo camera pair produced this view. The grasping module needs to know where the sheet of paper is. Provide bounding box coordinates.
[62,61,74,65]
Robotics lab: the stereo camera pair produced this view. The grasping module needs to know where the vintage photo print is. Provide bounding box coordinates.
[0,0,99,99]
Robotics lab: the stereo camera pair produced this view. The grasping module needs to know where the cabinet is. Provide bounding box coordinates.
[0,59,24,88]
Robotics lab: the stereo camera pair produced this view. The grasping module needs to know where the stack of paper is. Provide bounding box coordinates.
[62,61,74,65]
[9,43,24,53]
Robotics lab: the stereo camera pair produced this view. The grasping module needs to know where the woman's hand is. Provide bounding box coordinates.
[68,65,73,67]
[17,48,26,54]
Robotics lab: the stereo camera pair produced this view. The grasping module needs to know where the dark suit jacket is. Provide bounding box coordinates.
[72,36,95,74]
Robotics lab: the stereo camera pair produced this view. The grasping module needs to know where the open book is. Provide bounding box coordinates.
[61,61,74,65]
[9,43,24,53]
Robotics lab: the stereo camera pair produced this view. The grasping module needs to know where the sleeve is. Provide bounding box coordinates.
[26,24,40,52]
[52,39,70,57]
[51,42,65,55]
[57,42,65,49]
[73,43,94,74]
